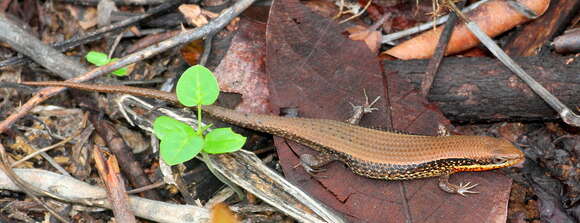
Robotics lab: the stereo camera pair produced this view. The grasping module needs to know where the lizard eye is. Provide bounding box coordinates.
[492,157,506,164]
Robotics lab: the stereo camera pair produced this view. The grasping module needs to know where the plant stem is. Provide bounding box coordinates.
[197,105,203,135]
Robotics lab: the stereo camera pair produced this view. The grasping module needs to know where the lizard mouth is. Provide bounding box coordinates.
[509,156,526,168]
[494,156,526,169]
[453,156,525,173]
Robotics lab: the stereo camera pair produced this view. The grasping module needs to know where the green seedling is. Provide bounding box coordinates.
[153,65,246,165]
[85,51,128,76]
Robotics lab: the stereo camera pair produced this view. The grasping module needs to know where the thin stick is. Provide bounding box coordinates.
[126,181,164,194]
[93,147,137,223]
[421,0,465,96]
[199,34,214,66]
[56,0,166,6]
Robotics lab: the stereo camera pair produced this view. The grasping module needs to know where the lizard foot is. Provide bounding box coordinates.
[347,89,381,124]
[456,182,479,196]
[438,174,480,196]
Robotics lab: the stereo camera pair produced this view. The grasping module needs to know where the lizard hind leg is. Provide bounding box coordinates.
[298,153,340,176]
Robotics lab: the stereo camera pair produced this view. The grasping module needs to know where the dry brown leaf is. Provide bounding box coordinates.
[179,4,218,27]
[66,5,97,30]
[116,124,149,154]
[225,17,240,32]
[128,26,141,37]
[179,4,207,27]
[53,156,70,165]
[213,19,269,114]
[180,39,204,65]
[346,25,381,53]
[210,203,238,223]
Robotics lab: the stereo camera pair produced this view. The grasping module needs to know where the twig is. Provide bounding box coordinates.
[199,34,214,66]
[119,78,166,85]
[126,181,164,194]
[0,0,257,134]
[125,30,181,54]
[55,0,167,6]
[421,0,465,96]
[369,11,391,31]
[0,82,36,93]
[93,147,137,223]
[447,1,580,127]
[108,32,125,58]
[553,28,580,54]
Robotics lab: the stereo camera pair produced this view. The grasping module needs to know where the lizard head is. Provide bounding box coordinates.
[453,137,525,173]
[487,138,525,168]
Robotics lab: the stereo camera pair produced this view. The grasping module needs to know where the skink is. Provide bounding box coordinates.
[22,81,525,195]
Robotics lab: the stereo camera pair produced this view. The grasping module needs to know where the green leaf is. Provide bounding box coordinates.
[153,116,194,140]
[176,65,219,107]
[86,51,111,66]
[160,134,203,165]
[203,128,246,154]
[153,116,203,165]
[109,58,128,76]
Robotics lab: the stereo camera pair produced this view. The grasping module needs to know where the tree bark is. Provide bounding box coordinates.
[386,55,579,123]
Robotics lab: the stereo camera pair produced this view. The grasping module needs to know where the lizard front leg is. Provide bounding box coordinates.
[438,173,480,196]
[347,89,380,125]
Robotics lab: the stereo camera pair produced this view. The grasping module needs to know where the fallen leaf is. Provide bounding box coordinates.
[179,4,218,27]
[213,18,269,114]
[67,5,97,30]
[179,4,207,27]
[210,203,238,223]
[180,39,205,65]
[346,25,382,53]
